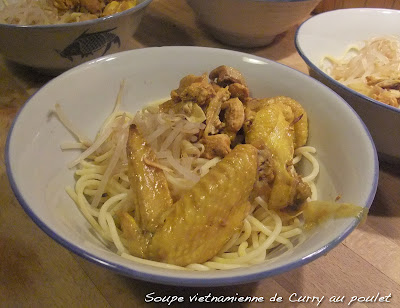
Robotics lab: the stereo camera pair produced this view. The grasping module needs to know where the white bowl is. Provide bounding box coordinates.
[186,0,321,48]
[6,46,378,286]
[295,8,400,162]
[0,0,152,74]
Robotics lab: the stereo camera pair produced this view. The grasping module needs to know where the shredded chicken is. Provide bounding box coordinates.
[221,97,245,140]
[200,134,231,159]
[171,74,215,106]
[228,82,250,101]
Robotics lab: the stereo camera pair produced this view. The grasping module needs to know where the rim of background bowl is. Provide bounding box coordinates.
[5,46,379,287]
[0,0,152,29]
[295,8,400,115]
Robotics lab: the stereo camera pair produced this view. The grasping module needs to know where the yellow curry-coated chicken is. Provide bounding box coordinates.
[122,128,258,266]
[126,125,174,233]
[245,97,311,210]
[53,0,136,16]
[245,96,308,149]
[148,144,257,266]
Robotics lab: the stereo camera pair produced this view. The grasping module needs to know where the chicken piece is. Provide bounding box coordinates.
[203,86,231,136]
[180,83,215,106]
[293,177,312,209]
[366,76,400,90]
[221,97,245,140]
[211,82,222,93]
[246,103,296,210]
[250,146,275,202]
[209,65,247,87]
[244,98,269,131]
[170,74,215,106]
[171,74,204,102]
[200,134,231,159]
[371,90,399,107]
[148,144,258,266]
[268,96,308,148]
[81,0,105,14]
[53,0,104,14]
[245,102,310,210]
[245,96,308,148]
[119,212,150,258]
[126,124,173,233]
[103,0,137,16]
[366,75,386,86]
[359,77,400,107]
[53,0,79,11]
[228,82,250,101]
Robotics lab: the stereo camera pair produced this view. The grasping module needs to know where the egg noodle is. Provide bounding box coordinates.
[55,85,319,271]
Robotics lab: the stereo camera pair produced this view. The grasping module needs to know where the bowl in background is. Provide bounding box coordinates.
[6,46,378,286]
[295,8,400,162]
[0,0,152,74]
[186,0,321,48]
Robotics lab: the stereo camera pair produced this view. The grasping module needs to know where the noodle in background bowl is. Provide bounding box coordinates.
[295,8,400,163]
[6,47,378,286]
[0,0,152,75]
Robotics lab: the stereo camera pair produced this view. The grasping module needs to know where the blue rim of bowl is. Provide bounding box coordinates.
[5,46,379,287]
[294,8,400,115]
[0,0,152,29]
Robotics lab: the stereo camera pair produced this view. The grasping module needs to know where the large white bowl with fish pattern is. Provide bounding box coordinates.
[6,46,378,286]
[0,0,152,74]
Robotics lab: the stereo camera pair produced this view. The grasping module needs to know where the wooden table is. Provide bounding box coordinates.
[1,1,399,307]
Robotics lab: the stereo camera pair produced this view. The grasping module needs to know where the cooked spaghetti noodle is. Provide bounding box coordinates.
[56,89,320,271]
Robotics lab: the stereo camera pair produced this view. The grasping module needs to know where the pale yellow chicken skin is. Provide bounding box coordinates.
[122,137,258,266]
[149,144,257,265]
[245,97,311,210]
[126,124,174,234]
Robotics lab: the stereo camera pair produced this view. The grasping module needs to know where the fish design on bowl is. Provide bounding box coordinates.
[56,27,120,61]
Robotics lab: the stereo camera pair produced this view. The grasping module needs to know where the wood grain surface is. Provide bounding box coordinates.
[314,0,400,12]
[1,1,399,307]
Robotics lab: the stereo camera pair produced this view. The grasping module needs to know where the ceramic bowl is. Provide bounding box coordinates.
[6,46,378,286]
[0,0,152,74]
[295,8,400,162]
[186,0,321,48]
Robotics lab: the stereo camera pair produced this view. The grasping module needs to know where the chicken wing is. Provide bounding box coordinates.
[147,144,258,266]
[126,124,174,233]
[245,102,310,210]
